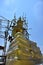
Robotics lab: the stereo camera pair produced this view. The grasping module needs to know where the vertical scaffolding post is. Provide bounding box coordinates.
[4,30,8,65]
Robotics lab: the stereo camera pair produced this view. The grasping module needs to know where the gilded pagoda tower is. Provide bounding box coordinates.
[6,17,42,65]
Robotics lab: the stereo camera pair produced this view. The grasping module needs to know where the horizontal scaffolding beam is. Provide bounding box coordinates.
[0,46,4,50]
[0,56,6,57]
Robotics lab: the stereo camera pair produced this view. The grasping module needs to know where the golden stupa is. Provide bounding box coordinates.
[6,17,42,65]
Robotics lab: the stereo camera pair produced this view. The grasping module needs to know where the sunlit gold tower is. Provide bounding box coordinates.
[6,17,42,65]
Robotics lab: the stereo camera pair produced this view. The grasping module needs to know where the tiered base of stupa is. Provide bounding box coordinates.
[6,60,35,65]
[6,32,42,65]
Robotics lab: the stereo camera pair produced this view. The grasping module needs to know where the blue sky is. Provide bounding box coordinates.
[0,0,43,53]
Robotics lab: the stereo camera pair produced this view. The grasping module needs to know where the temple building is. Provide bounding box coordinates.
[6,17,42,65]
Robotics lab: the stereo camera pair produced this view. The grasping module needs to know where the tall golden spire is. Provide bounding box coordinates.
[12,17,29,39]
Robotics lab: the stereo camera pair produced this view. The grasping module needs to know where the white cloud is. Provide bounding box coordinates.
[4,0,15,6]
